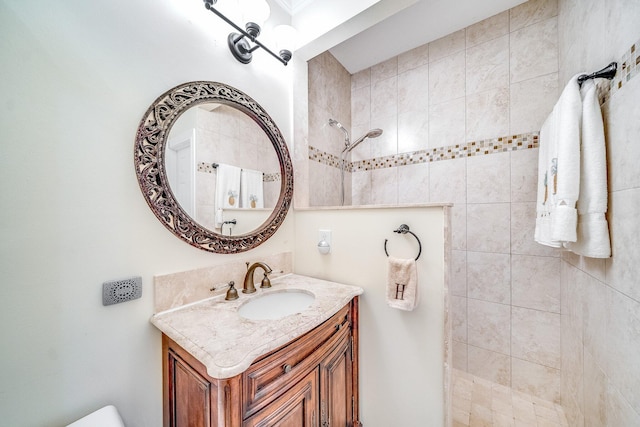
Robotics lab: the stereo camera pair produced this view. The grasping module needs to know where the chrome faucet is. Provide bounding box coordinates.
[243,262,272,294]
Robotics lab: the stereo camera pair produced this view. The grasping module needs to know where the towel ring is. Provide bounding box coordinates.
[384,224,422,261]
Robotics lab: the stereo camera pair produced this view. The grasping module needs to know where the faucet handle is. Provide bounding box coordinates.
[260,273,271,289]
[225,281,239,301]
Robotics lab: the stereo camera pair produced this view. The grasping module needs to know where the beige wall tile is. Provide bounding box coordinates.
[512,307,561,369]
[510,72,559,134]
[606,188,640,302]
[467,151,511,203]
[605,76,640,192]
[467,299,511,354]
[561,309,584,415]
[512,255,560,313]
[467,203,511,253]
[466,35,509,96]
[468,345,511,386]
[351,67,370,91]
[557,0,606,85]
[371,76,397,121]
[582,276,610,371]
[510,0,558,32]
[511,202,559,257]
[605,0,640,59]
[451,249,467,297]
[351,170,371,205]
[429,29,466,62]
[510,17,559,83]
[430,157,467,204]
[512,358,561,403]
[466,11,509,48]
[371,57,398,84]
[583,350,607,427]
[510,148,539,203]
[351,85,371,127]
[370,167,398,205]
[398,63,429,114]
[452,295,468,342]
[398,110,428,153]
[467,251,511,304]
[453,341,468,371]
[428,97,465,148]
[397,162,429,204]
[398,42,429,74]
[466,87,510,141]
[606,382,640,427]
[606,288,640,414]
[429,51,466,104]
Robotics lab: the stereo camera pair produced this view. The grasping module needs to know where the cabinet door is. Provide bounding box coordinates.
[320,333,353,427]
[168,349,213,427]
[243,369,319,427]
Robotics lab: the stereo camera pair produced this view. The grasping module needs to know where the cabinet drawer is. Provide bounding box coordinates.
[242,304,351,418]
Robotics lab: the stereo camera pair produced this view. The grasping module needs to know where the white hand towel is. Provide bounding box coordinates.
[535,74,583,247]
[241,168,264,209]
[214,163,241,228]
[565,80,611,258]
[386,257,418,311]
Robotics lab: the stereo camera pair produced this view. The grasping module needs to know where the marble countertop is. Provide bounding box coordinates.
[150,274,363,379]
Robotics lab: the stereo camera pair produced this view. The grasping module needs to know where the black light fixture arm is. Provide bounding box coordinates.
[203,0,290,66]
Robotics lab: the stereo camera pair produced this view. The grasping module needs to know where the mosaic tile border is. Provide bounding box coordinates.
[196,162,280,182]
[309,132,539,172]
[597,37,638,104]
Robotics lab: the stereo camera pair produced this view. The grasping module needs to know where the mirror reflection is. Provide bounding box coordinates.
[166,103,281,236]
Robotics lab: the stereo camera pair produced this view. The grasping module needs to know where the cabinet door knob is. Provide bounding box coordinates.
[283,364,292,373]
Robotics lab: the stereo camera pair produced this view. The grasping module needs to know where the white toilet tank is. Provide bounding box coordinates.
[66,405,125,427]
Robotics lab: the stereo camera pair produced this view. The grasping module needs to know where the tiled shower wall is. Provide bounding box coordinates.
[557,0,640,425]
[308,0,564,401]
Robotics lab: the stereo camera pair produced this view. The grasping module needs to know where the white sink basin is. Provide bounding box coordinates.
[238,290,315,320]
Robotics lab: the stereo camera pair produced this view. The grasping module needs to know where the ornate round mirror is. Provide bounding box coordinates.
[134,81,294,253]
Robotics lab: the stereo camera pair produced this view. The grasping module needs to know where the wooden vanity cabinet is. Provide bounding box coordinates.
[162,297,360,427]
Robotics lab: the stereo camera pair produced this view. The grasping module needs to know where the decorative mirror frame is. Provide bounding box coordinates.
[134,81,294,253]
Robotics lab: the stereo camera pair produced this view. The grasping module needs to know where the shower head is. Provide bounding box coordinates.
[345,128,383,152]
[328,118,350,145]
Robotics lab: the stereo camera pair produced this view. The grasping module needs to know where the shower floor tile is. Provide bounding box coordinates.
[452,369,568,427]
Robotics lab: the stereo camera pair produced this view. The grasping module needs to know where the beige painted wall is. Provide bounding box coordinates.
[294,205,448,426]
[0,1,295,426]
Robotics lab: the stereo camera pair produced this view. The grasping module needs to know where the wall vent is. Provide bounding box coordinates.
[102,276,142,306]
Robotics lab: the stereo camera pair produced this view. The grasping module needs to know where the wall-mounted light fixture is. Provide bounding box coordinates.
[203,0,296,66]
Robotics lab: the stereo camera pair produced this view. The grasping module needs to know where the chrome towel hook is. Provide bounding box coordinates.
[384,224,422,261]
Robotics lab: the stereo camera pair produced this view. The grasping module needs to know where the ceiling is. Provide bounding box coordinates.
[275,0,528,74]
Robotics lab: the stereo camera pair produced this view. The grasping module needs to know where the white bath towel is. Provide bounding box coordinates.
[241,168,264,209]
[214,163,241,228]
[386,257,418,311]
[565,80,611,258]
[535,74,583,248]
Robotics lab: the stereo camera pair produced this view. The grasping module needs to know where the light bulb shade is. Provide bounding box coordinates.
[239,0,270,27]
[317,240,331,254]
[273,24,297,53]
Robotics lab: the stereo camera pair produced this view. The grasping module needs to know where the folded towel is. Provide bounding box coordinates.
[535,74,583,247]
[241,168,264,209]
[386,257,418,311]
[565,79,611,258]
[214,164,241,228]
